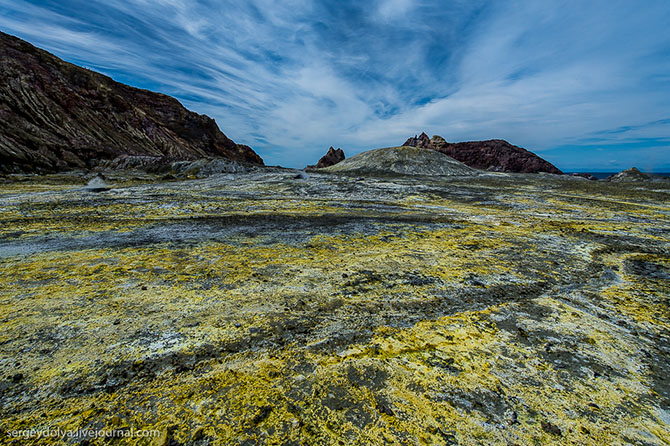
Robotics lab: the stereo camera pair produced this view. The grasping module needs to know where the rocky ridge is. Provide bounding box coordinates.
[0,31,263,173]
[403,132,562,174]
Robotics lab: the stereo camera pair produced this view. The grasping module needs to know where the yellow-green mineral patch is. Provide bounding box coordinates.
[0,171,668,445]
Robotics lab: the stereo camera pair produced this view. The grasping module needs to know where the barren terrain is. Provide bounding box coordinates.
[1,170,669,445]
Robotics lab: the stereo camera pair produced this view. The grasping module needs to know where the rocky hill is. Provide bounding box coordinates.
[0,31,263,173]
[321,145,476,176]
[403,132,562,174]
[606,167,653,182]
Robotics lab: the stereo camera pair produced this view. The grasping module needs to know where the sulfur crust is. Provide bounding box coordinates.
[0,172,668,445]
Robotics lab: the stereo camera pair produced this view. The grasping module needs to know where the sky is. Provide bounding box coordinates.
[1,0,669,171]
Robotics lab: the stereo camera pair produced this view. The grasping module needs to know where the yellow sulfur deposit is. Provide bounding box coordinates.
[0,171,668,445]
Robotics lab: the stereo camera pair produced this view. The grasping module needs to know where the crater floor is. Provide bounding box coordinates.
[1,171,669,445]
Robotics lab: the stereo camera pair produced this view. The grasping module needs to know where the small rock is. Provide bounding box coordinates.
[294,170,310,180]
[509,410,518,424]
[541,420,562,436]
[191,426,205,442]
[376,402,395,416]
[84,174,111,192]
[251,405,273,425]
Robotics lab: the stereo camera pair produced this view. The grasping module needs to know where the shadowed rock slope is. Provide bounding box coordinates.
[0,31,263,173]
[321,145,477,176]
[404,132,562,174]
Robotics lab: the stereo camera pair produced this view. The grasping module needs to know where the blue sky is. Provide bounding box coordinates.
[1,0,669,170]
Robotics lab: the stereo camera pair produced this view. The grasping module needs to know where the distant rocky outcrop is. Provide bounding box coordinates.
[606,167,652,182]
[570,172,598,181]
[321,146,476,176]
[0,31,263,173]
[170,158,257,178]
[314,146,345,168]
[403,133,562,174]
[403,132,431,149]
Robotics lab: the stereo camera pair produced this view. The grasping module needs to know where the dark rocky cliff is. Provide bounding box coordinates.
[0,31,263,173]
[403,132,562,174]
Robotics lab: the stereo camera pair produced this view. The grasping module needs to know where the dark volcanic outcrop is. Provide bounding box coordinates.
[403,132,431,149]
[314,146,345,168]
[0,32,263,173]
[403,133,562,174]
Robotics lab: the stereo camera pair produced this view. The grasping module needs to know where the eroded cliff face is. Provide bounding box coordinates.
[403,132,562,174]
[0,32,263,173]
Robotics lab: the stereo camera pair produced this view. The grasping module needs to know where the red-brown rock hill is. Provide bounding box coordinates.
[0,31,263,173]
[403,132,561,174]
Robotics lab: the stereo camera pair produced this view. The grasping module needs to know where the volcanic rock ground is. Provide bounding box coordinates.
[0,170,669,445]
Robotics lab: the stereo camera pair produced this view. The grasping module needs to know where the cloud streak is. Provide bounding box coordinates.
[1,0,668,170]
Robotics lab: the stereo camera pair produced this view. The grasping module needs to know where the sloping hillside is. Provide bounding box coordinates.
[321,146,477,176]
[0,31,263,172]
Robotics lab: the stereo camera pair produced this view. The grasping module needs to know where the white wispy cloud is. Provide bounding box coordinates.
[0,0,668,169]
